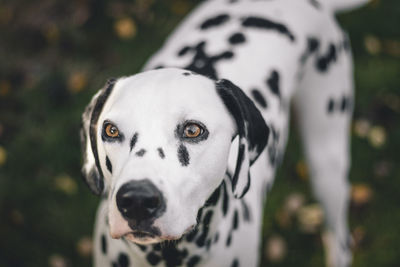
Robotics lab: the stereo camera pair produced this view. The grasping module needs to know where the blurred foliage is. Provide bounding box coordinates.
[0,0,399,266]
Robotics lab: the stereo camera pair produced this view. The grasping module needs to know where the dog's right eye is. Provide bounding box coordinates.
[104,123,119,138]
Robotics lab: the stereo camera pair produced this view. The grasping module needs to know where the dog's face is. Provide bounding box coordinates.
[81,68,269,244]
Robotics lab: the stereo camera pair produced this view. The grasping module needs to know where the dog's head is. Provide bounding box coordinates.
[80,68,269,244]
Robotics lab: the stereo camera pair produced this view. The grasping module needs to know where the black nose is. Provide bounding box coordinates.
[116,179,165,221]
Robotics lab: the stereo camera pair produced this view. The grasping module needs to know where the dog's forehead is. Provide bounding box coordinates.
[104,69,228,122]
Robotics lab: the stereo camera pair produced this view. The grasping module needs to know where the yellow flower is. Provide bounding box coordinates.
[68,72,88,94]
[114,17,137,40]
[0,146,7,166]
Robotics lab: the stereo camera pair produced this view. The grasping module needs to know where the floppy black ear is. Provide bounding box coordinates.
[80,78,116,195]
[216,79,270,199]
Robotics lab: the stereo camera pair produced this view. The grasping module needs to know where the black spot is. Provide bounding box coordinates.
[178,41,234,79]
[187,255,201,267]
[226,233,232,247]
[112,262,118,267]
[232,209,239,230]
[309,0,321,9]
[231,259,239,267]
[206,183,221,206]
[118,253,130,267]
[178,46,191,56]
[182,72,191,76]
[186,225,199,242]
[101,234,107,254]
[341,96,350,112]
[160,244,188,267]
[178,144,190,166]
[300,37,320,64]
[228,32,246,45]
[157,147,165,159]
[105,156,112,174]
[130,133,138,152]
[222,181,229,216]
[206,239,212,250]
[241,199,251,222]
[195,226,209,247]
[135,149,146,157]
[153,243,161,251]
[316,43,337,72]
[146,252,162,266]
[327,98,335,113]
[200,14,230,30]
[154,65,164,69]
[241,16,296,42]
[251,89,267,108]
[203,210,213,226]
[136,244,147,252]
[266,70,280,99]
[214,232,219,243]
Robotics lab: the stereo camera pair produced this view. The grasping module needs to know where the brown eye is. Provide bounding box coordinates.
[105,123,119,138]
[184,123,202,138]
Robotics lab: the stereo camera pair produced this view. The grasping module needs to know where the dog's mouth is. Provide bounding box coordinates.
[121,225,196,245]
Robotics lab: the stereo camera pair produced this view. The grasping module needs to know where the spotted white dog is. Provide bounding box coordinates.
[80,0,368,266]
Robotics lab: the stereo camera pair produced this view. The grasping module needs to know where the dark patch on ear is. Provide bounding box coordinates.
[316,43,337,72]
[228,32,246,45]
[266,70,280,99]
[135,149,146,157]
[105,156,112,174]
[130,133,138,152]
[216,79,269,198]
[88,78,116,195]
[182,72,191,76]
[217,79,270,161]
[157,147,165,159]
[177,144,190,166]
[241,16,296,42]
[251,89,267,108]
[200,14,230,30]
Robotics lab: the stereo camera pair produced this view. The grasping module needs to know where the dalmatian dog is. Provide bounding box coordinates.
[80,0,368,266]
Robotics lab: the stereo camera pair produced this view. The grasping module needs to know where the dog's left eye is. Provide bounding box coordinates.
[183,123,203,138]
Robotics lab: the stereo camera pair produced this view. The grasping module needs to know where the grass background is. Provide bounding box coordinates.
[0,0,399,266]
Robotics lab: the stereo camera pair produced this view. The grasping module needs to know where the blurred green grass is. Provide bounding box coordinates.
[0,0,399,266]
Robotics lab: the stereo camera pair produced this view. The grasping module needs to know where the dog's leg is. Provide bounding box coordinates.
[293,37,354,267]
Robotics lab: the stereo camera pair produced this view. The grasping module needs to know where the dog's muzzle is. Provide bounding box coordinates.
[116,179,166,224]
